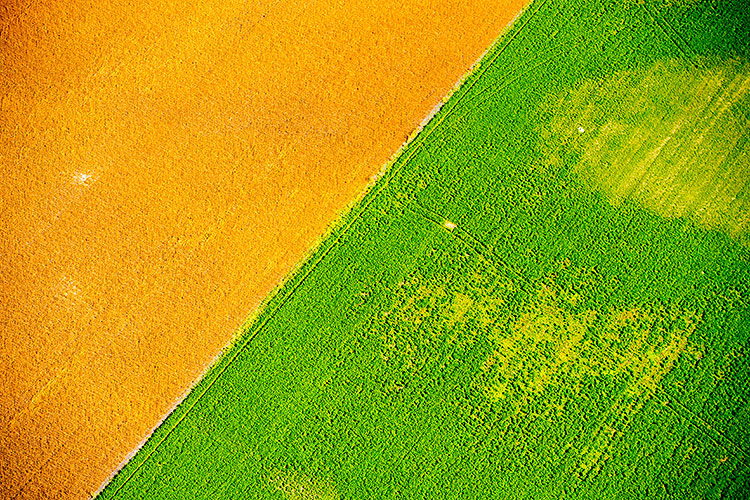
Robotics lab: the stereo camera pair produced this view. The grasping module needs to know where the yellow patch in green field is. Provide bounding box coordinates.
[380,265,701,415]
[271,473,339,500]
[474,279,702,478]
[542,58,750,242]
[376,259,706,477]
[478,281,700,408]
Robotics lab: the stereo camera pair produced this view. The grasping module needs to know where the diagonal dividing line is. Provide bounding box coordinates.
[104,2,548,496]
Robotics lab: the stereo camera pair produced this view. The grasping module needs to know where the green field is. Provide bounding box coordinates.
[98,0,750,497]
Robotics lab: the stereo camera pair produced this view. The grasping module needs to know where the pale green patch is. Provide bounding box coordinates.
[541,58,750,242]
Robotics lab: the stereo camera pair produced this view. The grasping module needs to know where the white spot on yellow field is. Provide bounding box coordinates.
[73,172,93,185]
[444,220,457,230]
[54,275,82,311]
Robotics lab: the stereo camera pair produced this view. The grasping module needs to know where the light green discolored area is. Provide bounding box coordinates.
[99,0,750,498]
[541,58,750,242]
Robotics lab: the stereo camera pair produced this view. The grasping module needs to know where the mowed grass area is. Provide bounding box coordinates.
[99,0,750,498]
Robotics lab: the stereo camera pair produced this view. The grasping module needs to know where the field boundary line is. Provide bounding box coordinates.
[371,0,547,193]
[653,385,750,465]
[417,0,554,147]
[641,2,703,71]
[31,128,294,500]
[452,0,580,115]
[403,201,525,283]
[11,0,304,497]
[102,2,548,497]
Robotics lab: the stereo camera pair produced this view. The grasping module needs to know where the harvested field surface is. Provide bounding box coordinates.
[98,0,750,498]
[0,0,527,497]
